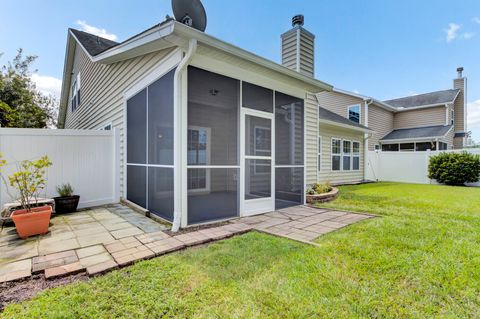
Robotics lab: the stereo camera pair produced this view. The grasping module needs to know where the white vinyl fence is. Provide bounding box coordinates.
[366,149,480,186]
[0,128,120,209]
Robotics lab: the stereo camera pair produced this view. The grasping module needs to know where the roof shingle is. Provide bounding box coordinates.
[70,29,119,56]
[383,89,460,109]
[318,106,371,131]
[381,125,453,141]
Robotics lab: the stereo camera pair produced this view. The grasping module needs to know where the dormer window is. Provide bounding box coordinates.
[348,104,361,123]
[71,73,81,112]
[451,109,454,125]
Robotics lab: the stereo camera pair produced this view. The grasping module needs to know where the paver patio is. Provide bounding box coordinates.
[0,204,372,283]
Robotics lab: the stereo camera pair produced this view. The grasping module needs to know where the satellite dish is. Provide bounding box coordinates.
[172,0,207,32]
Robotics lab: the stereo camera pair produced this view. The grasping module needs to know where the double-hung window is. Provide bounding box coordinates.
[331,138,341,171]
[342,141,351,171]
[71,73,81,112]
[332,139,361,171]
[348,105,361,123]
[352,141,360,170]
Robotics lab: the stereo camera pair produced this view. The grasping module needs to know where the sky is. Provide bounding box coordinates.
[1,0,479,141]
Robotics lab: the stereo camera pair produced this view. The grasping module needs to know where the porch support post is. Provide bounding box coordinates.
[172,39,197,232]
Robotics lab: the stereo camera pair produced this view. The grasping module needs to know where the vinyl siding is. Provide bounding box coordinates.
[305,93,319,185]
[453,78,466,133]
[453,137,464,149]
[439,127,455,149]
[318,124,364,185]
[281,28,314,77]
[316,91,365,125]
[393,106,446,129]
[64,44,176,196]
[368,103,394,149]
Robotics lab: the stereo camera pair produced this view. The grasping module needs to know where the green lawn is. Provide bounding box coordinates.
[3,183,480,318]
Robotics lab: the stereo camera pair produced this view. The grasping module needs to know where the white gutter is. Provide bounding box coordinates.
[172,38,197,233]
[395,103,449,112]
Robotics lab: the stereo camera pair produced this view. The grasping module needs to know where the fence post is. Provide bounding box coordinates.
[425,149,431,184]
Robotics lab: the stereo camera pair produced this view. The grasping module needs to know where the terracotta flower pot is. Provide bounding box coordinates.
[11,205,52,239]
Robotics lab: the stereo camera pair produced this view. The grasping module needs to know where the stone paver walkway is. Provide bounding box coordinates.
[233,206,374,243]
[0,204,373,283]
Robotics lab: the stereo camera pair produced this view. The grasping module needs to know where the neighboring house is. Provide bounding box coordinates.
[317,68,468,153]
[57,12,469,227]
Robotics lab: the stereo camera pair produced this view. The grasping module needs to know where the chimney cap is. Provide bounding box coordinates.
[292,15,304,27]
[457,67,464,78]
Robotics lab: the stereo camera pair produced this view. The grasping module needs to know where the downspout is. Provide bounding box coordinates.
[172,38,197,233]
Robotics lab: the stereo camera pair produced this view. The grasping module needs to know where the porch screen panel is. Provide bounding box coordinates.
[187,168,239,224]
[275,167,304,209]
[126,69,175,221]
[148,69,175,165]
[127,89,147,164]
[274,92,304,209]
[148,167,174,221]
[187,67,240,224]
[126,89,147,208]
[127,165,146,208]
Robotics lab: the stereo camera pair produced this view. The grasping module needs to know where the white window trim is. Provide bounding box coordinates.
[342,140,352,171]
[331,138,361,172]
[331,138,342,171]
[187,126,211,193]
[71,73,81,112]
[352,141,360,171]
[347,104,361,124]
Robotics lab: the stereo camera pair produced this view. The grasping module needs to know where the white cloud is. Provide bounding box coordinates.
[468,100,480,130]
[76,20,118,41]
[463,32,475,39]
[445,23,461,42]
[31,73,62,98]
[473,17,480,24]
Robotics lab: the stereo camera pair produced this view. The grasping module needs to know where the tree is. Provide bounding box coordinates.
[0,49,58,128]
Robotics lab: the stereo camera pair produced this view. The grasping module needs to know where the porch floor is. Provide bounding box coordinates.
[0,204,373,284]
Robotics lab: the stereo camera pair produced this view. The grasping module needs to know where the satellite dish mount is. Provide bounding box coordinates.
[172,0,207,32]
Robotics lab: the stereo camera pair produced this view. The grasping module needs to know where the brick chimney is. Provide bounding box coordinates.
[453,67,468,148]
[281,15,315,77]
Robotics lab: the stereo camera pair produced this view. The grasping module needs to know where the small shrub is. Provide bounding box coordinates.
[8,155,52,210]
[308,182,333,195]
[56,183,74,197]
[428,152,480,186]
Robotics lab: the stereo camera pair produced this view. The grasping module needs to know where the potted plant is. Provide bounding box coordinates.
[8,156,53,239]
[54,183,80,214]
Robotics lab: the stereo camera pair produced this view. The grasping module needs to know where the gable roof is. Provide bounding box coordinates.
[318,106,373,133]
[59,20,334,128]
[380,125,453,141]
[383,89,460,109]
[70,29,118,56]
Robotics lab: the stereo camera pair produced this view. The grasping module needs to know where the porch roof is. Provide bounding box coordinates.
[318,106,373,133]
[380,125,453,142]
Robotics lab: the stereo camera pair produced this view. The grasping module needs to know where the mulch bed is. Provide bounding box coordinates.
[0,273,89,311]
